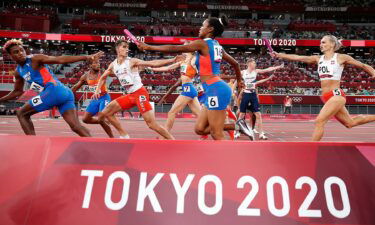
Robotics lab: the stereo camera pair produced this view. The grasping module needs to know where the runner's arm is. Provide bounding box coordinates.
[0,70,24,102]
[271,52,319,64]
[340,54,375,78]
[157,78,182,106]
[71,74,87,93]
[149,62,182,72]
[32,51,104,65]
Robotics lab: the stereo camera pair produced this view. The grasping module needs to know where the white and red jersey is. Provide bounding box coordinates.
[113,57,143,93]
[318,53,344,81]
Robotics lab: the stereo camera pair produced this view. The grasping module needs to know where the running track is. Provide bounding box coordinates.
[1,115,375,142]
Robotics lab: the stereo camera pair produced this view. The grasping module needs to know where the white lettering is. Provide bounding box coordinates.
[81,170,104,208]
[104,171,131,210]
[170,173,195,214]
[136,172,164,212]
[198,175,223,215]
[267,176,290,217]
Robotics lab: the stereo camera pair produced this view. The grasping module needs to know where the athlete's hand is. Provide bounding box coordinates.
[174,55,186,63]
[237,80,245,89]
[237,80,245,94]
[137,42,150,52]
[145,67,153,73]
[270,51,279,58]
[87,51,104,63]
[157,98,166,106]
[91,91,100,100]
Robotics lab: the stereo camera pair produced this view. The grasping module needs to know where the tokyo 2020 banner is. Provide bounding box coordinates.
[0,135,374,225]
[1,30,375,47]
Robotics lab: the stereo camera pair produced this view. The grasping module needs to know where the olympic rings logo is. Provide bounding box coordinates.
[292,97,303,102]
[150,95,161,101]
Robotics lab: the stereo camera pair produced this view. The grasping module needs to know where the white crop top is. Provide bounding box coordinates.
[318,53,344,81]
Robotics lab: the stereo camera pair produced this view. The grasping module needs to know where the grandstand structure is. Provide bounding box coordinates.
[1,2,375,225]
[1,0,375,114]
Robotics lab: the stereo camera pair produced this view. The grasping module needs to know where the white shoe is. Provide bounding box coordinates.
[234,131,241,139]
[259,133,268,140]
[253,129,259,134]
[236,119,254,141]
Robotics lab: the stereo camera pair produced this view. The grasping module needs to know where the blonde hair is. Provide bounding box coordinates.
[324,35,342,51]
[246,58,255,64]
[3,39,23,53]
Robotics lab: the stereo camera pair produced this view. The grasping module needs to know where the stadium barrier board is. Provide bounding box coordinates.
[0,135,374,225]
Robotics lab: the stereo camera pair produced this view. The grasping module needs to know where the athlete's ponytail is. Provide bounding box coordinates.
[207,15,228,38]
[324,35,342,52]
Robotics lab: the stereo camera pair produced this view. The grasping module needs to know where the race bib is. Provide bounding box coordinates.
[180,64,187,74]
[183,85,191,92]
[139,95,147,102]
[208,96,219,108]
[213,45,223,62]
[119,76,134,86]
[30,82,44,93]
[246,83,256,90]
[333,89,342,96]
[196,83,204,92]
[88,85,98,92]
[31,95,43,106]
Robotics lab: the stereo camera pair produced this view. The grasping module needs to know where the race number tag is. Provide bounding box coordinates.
[208,96,219,108]
[88,85,98,92]
[139,95,147,102]
[246,83,256,89]
[30,82,44,93]
[180,64,187,74]
[31,95,43,106]
[213,45,223,62]
[183,85,191,92]
[119,76,134,86]
[333,89,342,96]
[195,83,204,92]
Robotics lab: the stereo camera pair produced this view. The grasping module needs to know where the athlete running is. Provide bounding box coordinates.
[271,35,375,141]
[71,61,114,138]
[0,39,102,136]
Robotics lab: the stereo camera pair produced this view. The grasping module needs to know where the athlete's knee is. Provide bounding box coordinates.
[344,122,354,129]
[314,117,328,127]
[168,110,177,118]
[195,128,204,135]
[69,123,85,133]
[146,120,159,130]
[82,116,91,124]
[97,112,107,122]
[210,129,224,139]
[343,117,359,129]
[16,109,29,119]
[194,124,206,135]
[16,109,23,118]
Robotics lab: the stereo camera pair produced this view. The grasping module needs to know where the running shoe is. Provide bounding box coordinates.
[259,133,268,140]
[236,119,254,141]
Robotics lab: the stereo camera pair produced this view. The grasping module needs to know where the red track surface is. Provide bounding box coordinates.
[1,115,375,142]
